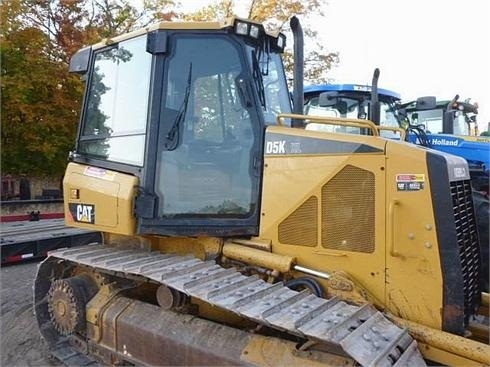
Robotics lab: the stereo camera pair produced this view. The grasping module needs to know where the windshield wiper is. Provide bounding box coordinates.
[251,50,266,108]
[165,63,192,151]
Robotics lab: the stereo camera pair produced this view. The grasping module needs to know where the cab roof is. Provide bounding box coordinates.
[92,16,282,50]
[304,84,401,100]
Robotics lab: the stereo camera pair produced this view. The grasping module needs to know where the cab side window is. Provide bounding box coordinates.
[79,36,151,166]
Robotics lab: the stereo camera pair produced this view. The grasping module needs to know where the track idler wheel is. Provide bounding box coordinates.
[47,275,98,336]
[156,285,189,310]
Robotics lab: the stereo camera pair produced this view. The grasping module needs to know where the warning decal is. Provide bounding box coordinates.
[84,166,115,181]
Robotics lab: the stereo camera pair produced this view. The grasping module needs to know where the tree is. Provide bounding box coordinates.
[1,0,176,177]
[184,0,339,84]
[1,1,83,176]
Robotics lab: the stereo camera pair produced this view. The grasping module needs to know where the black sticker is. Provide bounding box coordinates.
[69,203,95,224]
[397,182,424,191]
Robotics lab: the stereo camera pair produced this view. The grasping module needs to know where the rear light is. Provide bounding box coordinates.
[4,253,34,264]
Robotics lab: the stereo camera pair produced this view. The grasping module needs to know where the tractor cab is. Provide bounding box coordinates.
[400,95,479,136]
[304,84,402,137]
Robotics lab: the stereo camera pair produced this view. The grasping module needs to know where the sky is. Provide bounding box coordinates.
[172,0,490,131]
[315,0,490,131]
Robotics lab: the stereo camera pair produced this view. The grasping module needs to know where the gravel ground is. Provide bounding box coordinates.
[1,260,59,367]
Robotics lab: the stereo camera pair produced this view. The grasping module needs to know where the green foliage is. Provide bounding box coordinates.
[1,0,176,177]
[1,3,83,176]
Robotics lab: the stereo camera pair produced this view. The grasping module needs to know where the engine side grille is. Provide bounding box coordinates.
[278,196,318,246]
[321,165,375,253]
[450,179,481,323]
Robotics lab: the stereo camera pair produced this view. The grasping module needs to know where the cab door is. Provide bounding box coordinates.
[140,33,263,236]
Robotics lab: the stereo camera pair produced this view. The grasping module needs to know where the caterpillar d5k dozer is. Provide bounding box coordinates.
[34,16,489,366]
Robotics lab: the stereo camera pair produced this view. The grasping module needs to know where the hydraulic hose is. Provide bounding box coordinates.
[285,277,324,298]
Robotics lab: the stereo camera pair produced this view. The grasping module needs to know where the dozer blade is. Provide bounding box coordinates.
[41,244,427,366]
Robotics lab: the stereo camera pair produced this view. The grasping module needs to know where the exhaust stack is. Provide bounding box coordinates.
[290,16,304,128]
[370,67,380,124]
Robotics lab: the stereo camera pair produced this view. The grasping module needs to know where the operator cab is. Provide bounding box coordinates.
[68,18,292,236]
[304,84,402,137]
[401,96,478,136]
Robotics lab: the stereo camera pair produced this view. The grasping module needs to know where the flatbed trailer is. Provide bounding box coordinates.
[1,218,101,264]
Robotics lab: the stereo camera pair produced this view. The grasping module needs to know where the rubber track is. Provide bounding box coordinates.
[47,244,427,366]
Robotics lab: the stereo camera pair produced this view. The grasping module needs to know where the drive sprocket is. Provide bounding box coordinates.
[47,276,97,336]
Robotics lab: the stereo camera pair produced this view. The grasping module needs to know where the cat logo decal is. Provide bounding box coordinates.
[69,203,95,224]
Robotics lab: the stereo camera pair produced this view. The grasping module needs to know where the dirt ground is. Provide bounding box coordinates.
[1,260,59,367]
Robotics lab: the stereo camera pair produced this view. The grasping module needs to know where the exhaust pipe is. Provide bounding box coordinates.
[290,16,304,128]
[443,94,459,134]
[370,68,380,125]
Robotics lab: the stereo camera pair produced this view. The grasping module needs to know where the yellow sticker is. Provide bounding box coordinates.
[396,174,425,182]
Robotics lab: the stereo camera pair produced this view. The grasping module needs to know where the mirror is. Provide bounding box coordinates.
[318,91,339,107]
[69,47,92,74]
[415,96,437,110]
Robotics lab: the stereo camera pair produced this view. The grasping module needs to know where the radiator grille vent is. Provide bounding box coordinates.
[450,179,481,323]
[321,165,375,253]
[278,196,318,246]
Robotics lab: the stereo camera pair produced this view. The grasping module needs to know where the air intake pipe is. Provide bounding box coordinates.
[290,16,304,128]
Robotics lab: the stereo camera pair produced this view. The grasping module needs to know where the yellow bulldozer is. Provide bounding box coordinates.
[34,16,489,366]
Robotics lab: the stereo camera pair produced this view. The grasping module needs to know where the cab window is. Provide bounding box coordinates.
[78,36,151,166]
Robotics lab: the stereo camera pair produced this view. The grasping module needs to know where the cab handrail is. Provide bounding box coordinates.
[277,113,379,136]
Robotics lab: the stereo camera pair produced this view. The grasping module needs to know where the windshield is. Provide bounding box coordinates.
[246,45,291,125]
[304,95,401,137]
[407,109,470,135]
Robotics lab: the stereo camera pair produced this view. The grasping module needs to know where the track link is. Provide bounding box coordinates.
[48,340,99,366]
[43,244,426,366]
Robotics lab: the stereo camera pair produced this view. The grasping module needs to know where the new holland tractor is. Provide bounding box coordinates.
[34,17,489,366]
